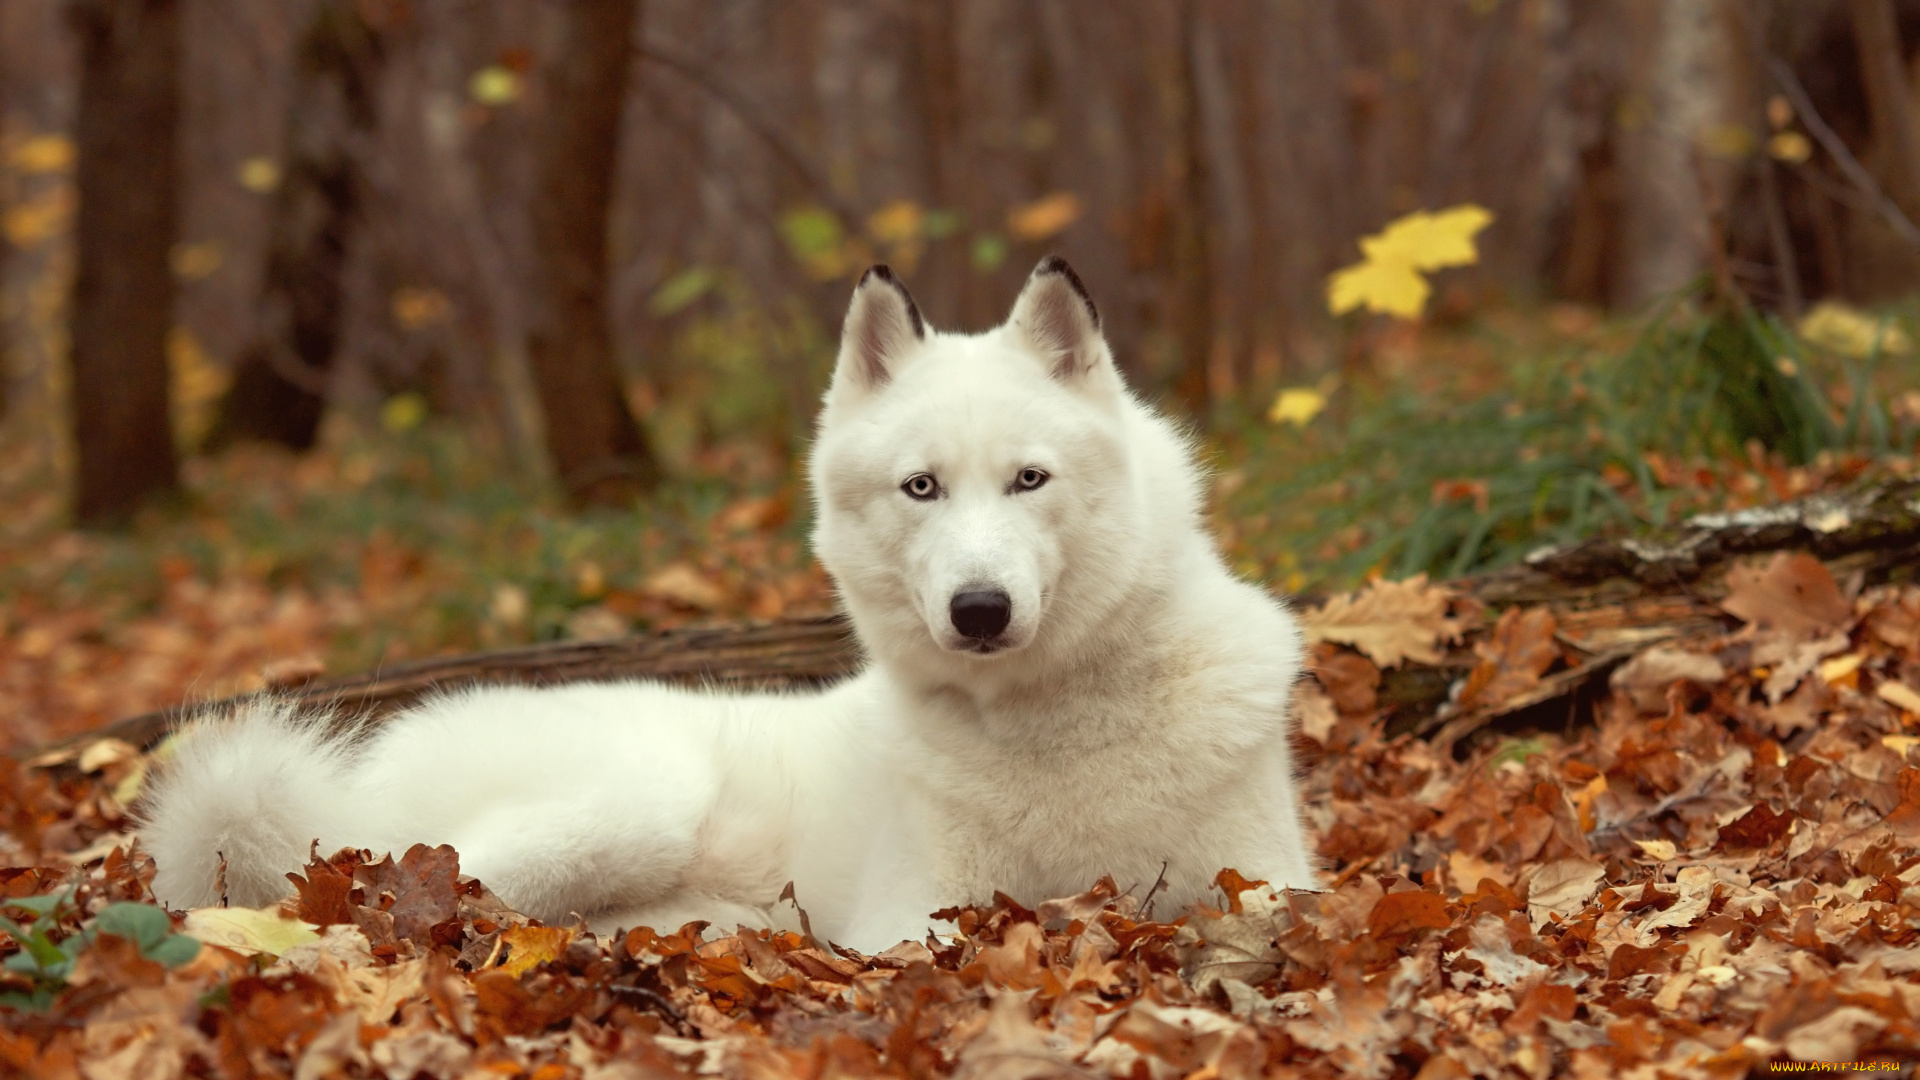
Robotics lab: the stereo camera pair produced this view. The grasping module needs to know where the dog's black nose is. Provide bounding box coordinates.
[950,589,1012,640]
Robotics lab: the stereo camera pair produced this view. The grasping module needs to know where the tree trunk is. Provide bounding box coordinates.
[1169,0,1216,421]
[66,0,181,526]
[1850,0,1920,218]
[209,1,385,452]
[526,0,660,507]
[1610,0,1745,307]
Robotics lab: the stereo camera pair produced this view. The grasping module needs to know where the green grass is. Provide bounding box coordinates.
[1213,290,1917,592]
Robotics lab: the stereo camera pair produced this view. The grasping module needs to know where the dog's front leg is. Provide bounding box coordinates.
[833,810,955,954]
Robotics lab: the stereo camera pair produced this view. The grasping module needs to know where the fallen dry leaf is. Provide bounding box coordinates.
[1457,606,1558,712]
[1721,551,1852,638]
[1610,645,1726,714]
[497,925,572,977]
[353,843,460,943]
[1301,573,1470,667]
[180,906,320,957]
[642,562,730,611]
[8,535,1920,1077]
[1877,679,1920,717]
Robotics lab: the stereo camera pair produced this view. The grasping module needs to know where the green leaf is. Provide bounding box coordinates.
[0,921,66,969]
[778,208,844,262]
[0,987,55,1012]
[5,950,70,980]
[971,234,1008,272]
[1488,736,1552,769]
[95,903,174,950]
[381,392,429,434]
[650,266,717,317]
[923,208,964,240]
[143,935,202,969]
[4,891,71,918]
[0,914,32,945]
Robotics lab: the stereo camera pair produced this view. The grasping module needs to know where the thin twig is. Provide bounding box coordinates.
[1139,860,1171,920]
[1329,854,1379,889]
[1764,54,1920,248]
[635,39,864,232]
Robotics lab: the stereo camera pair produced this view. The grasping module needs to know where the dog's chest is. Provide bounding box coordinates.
[905,683,1264,860]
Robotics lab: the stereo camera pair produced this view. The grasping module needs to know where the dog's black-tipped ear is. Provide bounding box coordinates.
[1008,257,1108,382]
[830,265,926,402]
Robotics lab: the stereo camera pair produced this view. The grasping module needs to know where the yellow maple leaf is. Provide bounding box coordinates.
[1327,204,1493,319]
[1328,257,1430,318]
[1267,387,1328,427]
[1362,204,1493,271]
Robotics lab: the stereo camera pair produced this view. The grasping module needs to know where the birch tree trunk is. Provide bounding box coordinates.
[1614,0,1740,306]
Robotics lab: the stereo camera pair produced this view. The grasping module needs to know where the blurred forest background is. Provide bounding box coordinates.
[3,0,1920,746]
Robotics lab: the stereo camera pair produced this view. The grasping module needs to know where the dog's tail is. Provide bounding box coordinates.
[137,698,364,911]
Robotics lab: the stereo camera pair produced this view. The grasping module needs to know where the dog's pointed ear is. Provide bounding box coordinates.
[829,265,925,406]
[1008,257,1111,384]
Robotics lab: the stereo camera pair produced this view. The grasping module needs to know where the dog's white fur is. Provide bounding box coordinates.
[139,259,1318,951]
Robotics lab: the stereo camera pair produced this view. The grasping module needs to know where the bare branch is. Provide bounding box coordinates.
[1763,53,1920,249]
[635,39,864,234]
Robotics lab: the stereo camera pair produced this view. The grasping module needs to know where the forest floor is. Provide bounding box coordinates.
[2,301,1920,1076]
[1,532,1917,1077]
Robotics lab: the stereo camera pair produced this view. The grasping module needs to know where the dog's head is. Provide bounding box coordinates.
[810,259,1152,671]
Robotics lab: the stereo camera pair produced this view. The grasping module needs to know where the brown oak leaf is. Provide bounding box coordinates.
[1715,801,1794,850]
[287,849,361,927]
[1457,607,1559,712]
[1366,890,1450,938]
[1720,552,1851,638]
[355,843,461,943]
[1312,644,1381,714]
[1301,573,1470,668]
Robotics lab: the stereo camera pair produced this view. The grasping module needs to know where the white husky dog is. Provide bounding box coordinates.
[140,258,1318,950]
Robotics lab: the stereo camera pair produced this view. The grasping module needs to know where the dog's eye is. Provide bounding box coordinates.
[1014,467,1049,492]
[902,473,939,500]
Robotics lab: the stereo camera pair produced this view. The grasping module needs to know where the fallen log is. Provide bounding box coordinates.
[33,478,1920,759]
[43,614,860,755]
[1406,477,1920,748]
